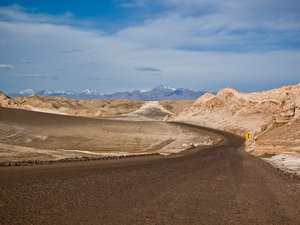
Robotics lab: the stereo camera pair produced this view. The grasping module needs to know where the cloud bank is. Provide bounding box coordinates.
[136,67,161,72]
[0,64,14,69]
[0,2,299,93]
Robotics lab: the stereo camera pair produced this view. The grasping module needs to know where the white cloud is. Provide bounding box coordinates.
[0,4,299,92]
[116,1,300,50]
[136,66,161,72]
[115,0,148,8]
[20,59,32,64]
[60,48,84,53]
[0,5,94,27]
[14,73,52,78]
[19,88,34,95]
[0,64,14,69]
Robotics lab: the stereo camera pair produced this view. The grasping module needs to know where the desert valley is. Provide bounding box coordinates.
[1,84,300,225]
[1,1,300,224]
[1,83,299,176]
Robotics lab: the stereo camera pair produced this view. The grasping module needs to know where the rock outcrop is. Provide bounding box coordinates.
[167,83,300,157]
[11,95,145,118]
[0,93,193,119]
[0,92,18,108]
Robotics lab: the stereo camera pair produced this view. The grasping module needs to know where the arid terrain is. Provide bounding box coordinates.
[1,92,193,119]
[0,91,201,163]
[167,83,300,176]
[0,85,300,224]
[0,107,214,164]
[1,124,299,225]
[0,84,300,175]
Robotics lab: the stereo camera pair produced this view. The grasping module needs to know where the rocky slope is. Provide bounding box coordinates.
[166,83,300,175]
[12,95,145,118]
[0,92,193,119]
[0,92,18,108]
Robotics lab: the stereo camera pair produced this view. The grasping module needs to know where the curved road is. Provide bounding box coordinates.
[0,123,299,225]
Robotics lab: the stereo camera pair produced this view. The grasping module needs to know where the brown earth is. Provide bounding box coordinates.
[13,94,146,117]
[0,123,299,225]
[167,83,300,174]
[0,92,193,119]
[0,92,17,108]
[0,107,212,163]
[159,100,194,114]
[1,86,299,174]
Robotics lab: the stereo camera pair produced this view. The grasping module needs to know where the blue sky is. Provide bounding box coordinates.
[0,0,300,93]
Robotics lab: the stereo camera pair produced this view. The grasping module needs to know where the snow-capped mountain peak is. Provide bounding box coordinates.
[9,86,213,100]
[81,89,104,95]
[20,89,35,95]
[160,85,169,89]
[153,85,176,91]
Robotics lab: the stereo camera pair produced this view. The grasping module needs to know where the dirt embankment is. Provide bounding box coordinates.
[113,101,193,121]
[167,83,300,175]
[13,94,145,117]
[0,107,214,164]
[0,91,200,164]
[0,91,193,120]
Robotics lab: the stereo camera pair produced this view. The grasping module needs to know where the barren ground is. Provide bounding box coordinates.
[168,84,300,176]
[0,107,214,163]
[0,97,299,224]
[0,124,299,225]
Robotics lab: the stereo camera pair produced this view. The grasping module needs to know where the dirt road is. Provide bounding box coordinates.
[0,123,300,225]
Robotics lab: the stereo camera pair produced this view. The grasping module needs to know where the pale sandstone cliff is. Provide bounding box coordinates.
[166,84,300,158]
[0,92,18,108]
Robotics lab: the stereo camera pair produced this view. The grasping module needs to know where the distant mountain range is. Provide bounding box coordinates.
[9,85,215,101]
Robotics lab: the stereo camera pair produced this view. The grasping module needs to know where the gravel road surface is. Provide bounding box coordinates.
[0,123,300,225]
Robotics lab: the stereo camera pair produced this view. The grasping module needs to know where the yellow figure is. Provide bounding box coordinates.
[245,133,252,139]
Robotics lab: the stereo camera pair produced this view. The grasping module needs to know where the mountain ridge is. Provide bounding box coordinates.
[8,85,214,101]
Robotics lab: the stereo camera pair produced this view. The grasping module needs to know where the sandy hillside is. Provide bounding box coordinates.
[167,83,300,175]
[114,100,193,121]
[12,94,145,117]
[0,92,18,108]
[0,107,214,163]
[0,92,193,119]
